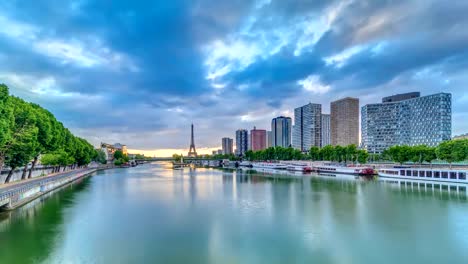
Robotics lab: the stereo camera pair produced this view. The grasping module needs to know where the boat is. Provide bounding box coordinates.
[378,167,468,184]
[252,162,288,170]
[314,165,375,176]
[239,161,253,168]
[286,164,313,172]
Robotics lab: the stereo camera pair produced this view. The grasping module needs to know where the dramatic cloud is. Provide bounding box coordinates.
[1,0,467,155]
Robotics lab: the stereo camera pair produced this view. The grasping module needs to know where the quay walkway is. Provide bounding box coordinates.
[0,168,98,210]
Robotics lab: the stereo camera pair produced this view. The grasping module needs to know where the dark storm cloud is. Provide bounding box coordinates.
[1,0,468,150]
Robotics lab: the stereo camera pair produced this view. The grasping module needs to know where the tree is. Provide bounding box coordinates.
[0,84,97,182]
[244,150,254,161]
[3,97,38,183]
[95,149,107,164]
[345,144,357,163]
[114,150,124,160]
[0,84,14,172]
[309,146,320,160]
[172,154,182,162]
[27,105,55,178]
[356,149,369,164]
[384,145,412,165]
[320,145,334,161]
[436,139,468,167]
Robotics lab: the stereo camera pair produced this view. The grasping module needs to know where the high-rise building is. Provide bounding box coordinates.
[321,114,331,147]
[331,97,359,146]
[235,129,248,156]
[361,92,452,153]
[250,127,267,151]
[292,103,322,151]
[271,116,292,148]
[266,131,272,148]
[222,137,233,155]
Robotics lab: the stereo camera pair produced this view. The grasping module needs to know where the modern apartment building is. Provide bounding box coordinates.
[266,131,272,148]
[271,116,292,148]
[331,97,359,146]
[361,92,452,153]
[250,127,267,151]
[235,129,249,156]
[221,137,233,155]
[292,103,322,151]
[321,114,331,147]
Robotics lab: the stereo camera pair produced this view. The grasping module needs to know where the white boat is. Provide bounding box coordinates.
[239,161,252,167]
[378,167,468,184]
[314,165,375,176]
[286,164,313,172]
[252,162,288,170]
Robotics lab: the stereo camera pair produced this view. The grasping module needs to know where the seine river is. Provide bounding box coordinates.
[1,162,468,263]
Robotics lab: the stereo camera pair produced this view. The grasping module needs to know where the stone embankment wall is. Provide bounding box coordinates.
[0,166,58,184]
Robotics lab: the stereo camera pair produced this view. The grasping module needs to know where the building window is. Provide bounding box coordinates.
[400,170,405,176]
[442,172,448,179]
[413,170,418,177]
[434,171,440,178]
[450,172,457,179]
[426,171,432,178]
[419,171,425,177]
[459,172,466,180]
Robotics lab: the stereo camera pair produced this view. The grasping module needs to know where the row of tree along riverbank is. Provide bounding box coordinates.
[179,140,468,166]
[0,84,100,184]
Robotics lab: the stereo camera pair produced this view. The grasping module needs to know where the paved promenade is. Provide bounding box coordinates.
[0,168,98,209]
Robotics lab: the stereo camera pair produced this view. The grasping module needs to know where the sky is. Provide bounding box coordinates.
[1,0,468,157]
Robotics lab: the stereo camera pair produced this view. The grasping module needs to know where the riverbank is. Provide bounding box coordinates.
[0,167,104,211]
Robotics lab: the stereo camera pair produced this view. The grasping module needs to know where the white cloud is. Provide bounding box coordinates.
[204,39,262,80]
[0,13,138,71]
[297,75,331,94]
[0,14,38,41]
[324,45,367,67]
[34,40,104,67]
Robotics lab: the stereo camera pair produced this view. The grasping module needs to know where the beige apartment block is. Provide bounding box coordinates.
[331,97,359,146]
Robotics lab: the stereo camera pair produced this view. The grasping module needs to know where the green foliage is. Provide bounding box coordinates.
[135,154,146,160]
[382,141,467,165]
[0,84,13,155]
[240,145,370,164]
[436,139,468,164]
[356,149,369,164]
[114,159,124,166]
[383,145,412,164]
[95,149,107,164]
[0,84,96,182]
[172,154,182,162]
[320,145,334,161]
[309,146,320,160]
[114,150,124,160]
[245,147,308,161]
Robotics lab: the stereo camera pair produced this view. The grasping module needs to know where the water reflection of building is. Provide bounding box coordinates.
[381,178,467,200]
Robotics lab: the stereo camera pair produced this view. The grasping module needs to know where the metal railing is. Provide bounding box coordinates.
[0,168,94,204]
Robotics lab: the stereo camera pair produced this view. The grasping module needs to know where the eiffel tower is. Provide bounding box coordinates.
[188,123,197,157]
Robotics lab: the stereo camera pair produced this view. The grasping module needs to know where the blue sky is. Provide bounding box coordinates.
[1,0,467,155]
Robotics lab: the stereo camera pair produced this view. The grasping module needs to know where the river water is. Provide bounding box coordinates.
[1,162,467,263]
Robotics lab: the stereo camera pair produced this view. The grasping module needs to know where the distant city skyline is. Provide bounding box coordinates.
[1,1,467,157]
